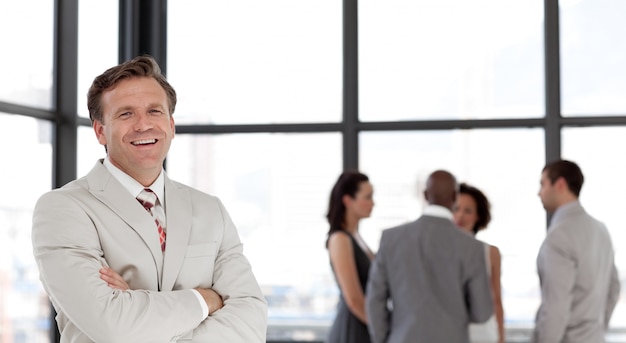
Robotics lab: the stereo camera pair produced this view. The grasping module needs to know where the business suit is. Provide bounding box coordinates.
[366,207,493,343]
[533,200,620,343]
[32,160,267,342]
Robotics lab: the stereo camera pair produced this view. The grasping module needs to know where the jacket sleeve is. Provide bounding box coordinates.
[32,190,205,342]
[605,262,621,328]
[532,234,575,343]
[366,231,391,343]
[188,198,268,342]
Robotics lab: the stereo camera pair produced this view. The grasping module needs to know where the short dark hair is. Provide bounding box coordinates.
[459,183,491,235]
[325,170,369,246]
[87,55,177,123]
[542,159,584,197]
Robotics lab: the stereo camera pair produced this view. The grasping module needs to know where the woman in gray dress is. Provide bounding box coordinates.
[325,171,375,343]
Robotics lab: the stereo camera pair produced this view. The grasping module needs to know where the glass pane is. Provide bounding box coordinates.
[167,1,342,125]
[77,125,106,177]
[0,113,52,342]
[0,1,54,109]
[360,129,546,330]
[561,0,626,116]
[77,1,119,118]
[359,0,544,121]
[562,127,626,328]
[166,133,342,340]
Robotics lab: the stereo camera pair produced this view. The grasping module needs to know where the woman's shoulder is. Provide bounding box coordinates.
[328,230,354,248]
[329,229,352,241]
[487,243,501,261]
[486,243,500,252]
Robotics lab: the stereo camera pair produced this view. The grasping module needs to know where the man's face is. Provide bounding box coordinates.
[93,77,175,185]
[538,171,558,213]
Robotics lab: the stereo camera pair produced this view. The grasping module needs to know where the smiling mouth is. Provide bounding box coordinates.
[131,139,157,145]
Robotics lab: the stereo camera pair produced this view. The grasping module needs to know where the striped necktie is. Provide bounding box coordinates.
[136,188,166,252]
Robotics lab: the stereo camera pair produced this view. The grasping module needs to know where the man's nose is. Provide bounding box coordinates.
[133,113,154,131]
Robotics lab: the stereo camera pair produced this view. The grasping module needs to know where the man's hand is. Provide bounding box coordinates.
[100,267,130,290]
[194,288,224,315]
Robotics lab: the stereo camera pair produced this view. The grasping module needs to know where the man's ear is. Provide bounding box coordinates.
[170,115,176,136]
[555,176,568,191]
[93,120,107,146]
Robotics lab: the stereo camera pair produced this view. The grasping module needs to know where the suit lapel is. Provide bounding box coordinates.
[86,161,164,287]
[161,177,193,291]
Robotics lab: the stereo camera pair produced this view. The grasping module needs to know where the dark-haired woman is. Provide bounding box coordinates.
[325,171,375,343]
[453,183,504,343]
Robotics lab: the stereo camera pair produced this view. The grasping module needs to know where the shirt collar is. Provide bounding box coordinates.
[102,157,165,205]
[550,199,580,226]
[422,204,454,221]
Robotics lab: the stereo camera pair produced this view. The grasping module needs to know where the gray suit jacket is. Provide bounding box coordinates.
[366,213,493,343]
[533,201,620,343]
[32,161,267,342]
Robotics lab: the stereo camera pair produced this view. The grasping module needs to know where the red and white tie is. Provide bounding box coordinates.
[136,188,166,252]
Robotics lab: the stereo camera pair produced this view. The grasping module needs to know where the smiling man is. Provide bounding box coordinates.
[31,55,267,342]
[94,76,174,186]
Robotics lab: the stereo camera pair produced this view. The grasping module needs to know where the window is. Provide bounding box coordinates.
[560,0,626,116]
[77,0,119,118]
[166,133,342,340]
[359,0,544,121]
[167,0,342,125]
[0,0,54,110]
[77,126,106,177]
[0,114,53,342]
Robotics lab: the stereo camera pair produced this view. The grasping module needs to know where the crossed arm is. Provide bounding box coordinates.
[100,267,224,315]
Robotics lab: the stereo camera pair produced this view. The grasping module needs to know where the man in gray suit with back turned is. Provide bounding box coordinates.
[533,160,620,342]
[366,170,493,343]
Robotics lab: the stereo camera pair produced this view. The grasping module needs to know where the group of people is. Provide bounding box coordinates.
[28,55,620,343]
[326,162,620,343]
